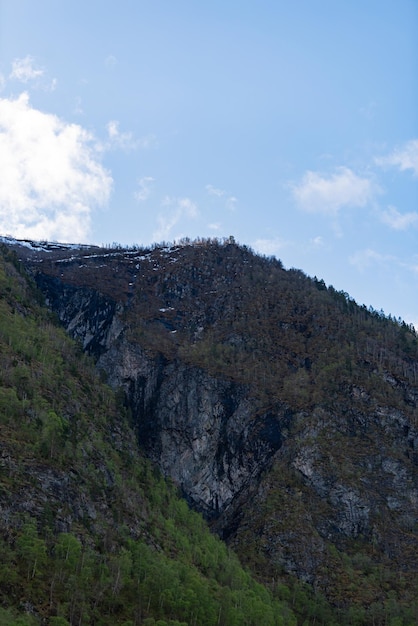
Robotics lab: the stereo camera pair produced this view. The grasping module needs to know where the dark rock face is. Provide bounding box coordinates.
[136,363,288,517]
[34,273,288,521]
[36,274,117,356]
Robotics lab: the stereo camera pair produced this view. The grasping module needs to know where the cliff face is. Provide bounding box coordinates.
[34,271,290,521]
[237,401,418,591]
[10,237,418,609]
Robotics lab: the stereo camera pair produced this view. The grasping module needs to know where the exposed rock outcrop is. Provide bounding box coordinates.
[33,272,290,521]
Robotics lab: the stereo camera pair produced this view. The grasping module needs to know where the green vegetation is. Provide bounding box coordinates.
[229,463,418,626]
[3,238,418,625]
[0,245,298,624]
[2,509,297,625]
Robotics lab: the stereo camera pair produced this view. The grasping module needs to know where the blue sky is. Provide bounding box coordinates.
[0,1,417,326]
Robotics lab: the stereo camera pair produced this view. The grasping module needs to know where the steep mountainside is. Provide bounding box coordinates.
[4,236,418,625]
[0,242,301,626]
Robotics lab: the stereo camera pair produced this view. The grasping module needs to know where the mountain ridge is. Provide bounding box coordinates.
[2,235,418,624]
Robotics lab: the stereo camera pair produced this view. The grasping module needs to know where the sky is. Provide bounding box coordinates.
[0,1,417,327]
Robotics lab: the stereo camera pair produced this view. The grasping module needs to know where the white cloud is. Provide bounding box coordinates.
[226,196,238,211]
[349,249,396,272]
[10,56,44,82]
[106,120,157,151]
[206,184,225,197]
[380,206,418,230]
[253,237,287,257]
[0,73,5,92]
[206,184,237,211]
[9,56,57,91]
[350,251,418,313]
[0,92,112,243]
[398,255,418,276]
[153,196,198,241]
[291,167,376,215]
[107,121,120,139]
[48,78,58,92]
[73,97,84,116]
[208,222,221,231]
[134,176,154,202]
[376,139,418,176]
[310,235,324,248]
[106,120,136,150]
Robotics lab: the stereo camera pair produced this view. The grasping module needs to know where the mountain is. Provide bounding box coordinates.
[0,241,298,626]
[1,236,418,625]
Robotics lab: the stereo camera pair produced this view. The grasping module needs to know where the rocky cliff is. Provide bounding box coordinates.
[7,236,418,615]
[35,268,290,522]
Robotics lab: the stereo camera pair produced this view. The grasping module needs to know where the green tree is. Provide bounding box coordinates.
[41,410,65,459]
[16,521,47,580]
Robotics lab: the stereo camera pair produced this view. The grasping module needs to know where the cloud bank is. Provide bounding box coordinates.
[0,92,112,242]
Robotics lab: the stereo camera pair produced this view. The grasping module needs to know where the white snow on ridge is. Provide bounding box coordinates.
[0,235,52,252]
[0,235,96,252]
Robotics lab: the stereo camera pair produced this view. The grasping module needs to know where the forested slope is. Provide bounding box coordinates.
[0,244,298,625]
[2,236,418,625]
